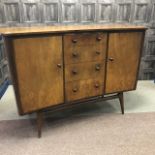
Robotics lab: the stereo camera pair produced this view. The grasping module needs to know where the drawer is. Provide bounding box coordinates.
[64,32,106,45]
[65,79,104,102]
[65,61,105,82]
[64,33,107,64]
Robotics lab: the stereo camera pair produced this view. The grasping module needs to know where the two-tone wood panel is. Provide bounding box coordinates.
[64,33,107,101]
[11,35,64,114]
[105,32,144,94]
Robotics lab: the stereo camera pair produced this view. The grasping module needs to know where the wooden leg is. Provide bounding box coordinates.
[37,111,43,138]
[118,92,124,115]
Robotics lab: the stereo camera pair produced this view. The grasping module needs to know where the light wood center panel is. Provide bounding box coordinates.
[64,32,108,101]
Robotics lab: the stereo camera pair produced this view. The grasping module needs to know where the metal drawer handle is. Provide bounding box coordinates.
[72,39,77,43]
[95,64,101,71]
[72,87,78,92]
[72,69,78,75]
[108,57,114,62]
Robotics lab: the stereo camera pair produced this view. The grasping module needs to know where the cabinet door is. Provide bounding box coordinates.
[105,32,143,94]
[12,35,64,114]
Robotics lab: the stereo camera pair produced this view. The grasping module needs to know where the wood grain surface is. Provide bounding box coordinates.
[12,35,64,113]
[0,24,146,36]
[66,78,104,101]
[3,26,145,114]
[105,32,143,94]
[64,33,107,64]
[64,32,108,101]
[65,61,105,82]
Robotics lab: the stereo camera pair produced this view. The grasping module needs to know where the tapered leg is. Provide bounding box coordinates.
[118,92,124,115]
[37,111,43,138]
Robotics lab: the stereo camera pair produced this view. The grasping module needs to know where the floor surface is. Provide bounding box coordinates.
[0,81,155,155]
[0,112,155,155]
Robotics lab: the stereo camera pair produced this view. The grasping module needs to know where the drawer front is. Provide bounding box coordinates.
[64,33,107,64]
[64,33,105,45]
[65,79,103,101]
[65,61,105,82]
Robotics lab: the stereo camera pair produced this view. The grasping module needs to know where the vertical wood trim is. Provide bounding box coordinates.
[103,32,109,95]
[134,30,146,89]
[62,34,66,103]
[3,36,23,114]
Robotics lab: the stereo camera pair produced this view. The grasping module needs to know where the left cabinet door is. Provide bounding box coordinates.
[11,35,64,114]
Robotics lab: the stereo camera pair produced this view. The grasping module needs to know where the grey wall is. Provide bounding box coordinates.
[0,36,9,86]
[0,0,155,86]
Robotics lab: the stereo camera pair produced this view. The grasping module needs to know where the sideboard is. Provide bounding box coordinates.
[0,25,146,137]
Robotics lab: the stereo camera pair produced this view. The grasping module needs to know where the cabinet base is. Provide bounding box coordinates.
[36,92,124,138]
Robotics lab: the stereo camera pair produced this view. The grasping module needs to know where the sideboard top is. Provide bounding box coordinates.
[0,24,147,36]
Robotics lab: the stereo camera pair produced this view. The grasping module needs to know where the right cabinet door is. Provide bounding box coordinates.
[105,32,144,94]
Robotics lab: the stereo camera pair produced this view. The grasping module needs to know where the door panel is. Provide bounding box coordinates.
[105,32,143,94]
[12,36,64,113]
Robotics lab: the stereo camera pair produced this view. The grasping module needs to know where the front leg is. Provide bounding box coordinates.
[118,92,124,115]
[37,110,43,138]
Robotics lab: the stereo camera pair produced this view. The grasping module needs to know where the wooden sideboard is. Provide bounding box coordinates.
[1,25,146,138]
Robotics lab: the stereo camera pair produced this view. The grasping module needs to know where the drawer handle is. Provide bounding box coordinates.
[72,39,77,43]
[72,87,78,92]
[108,57,114,62]
[72,52,78,57]
[57,64,62,68]
[96,37,102,41]
[72,69,78,75]
[95,64,100,71]
[96,51,100,55]
[95,83,100,88]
